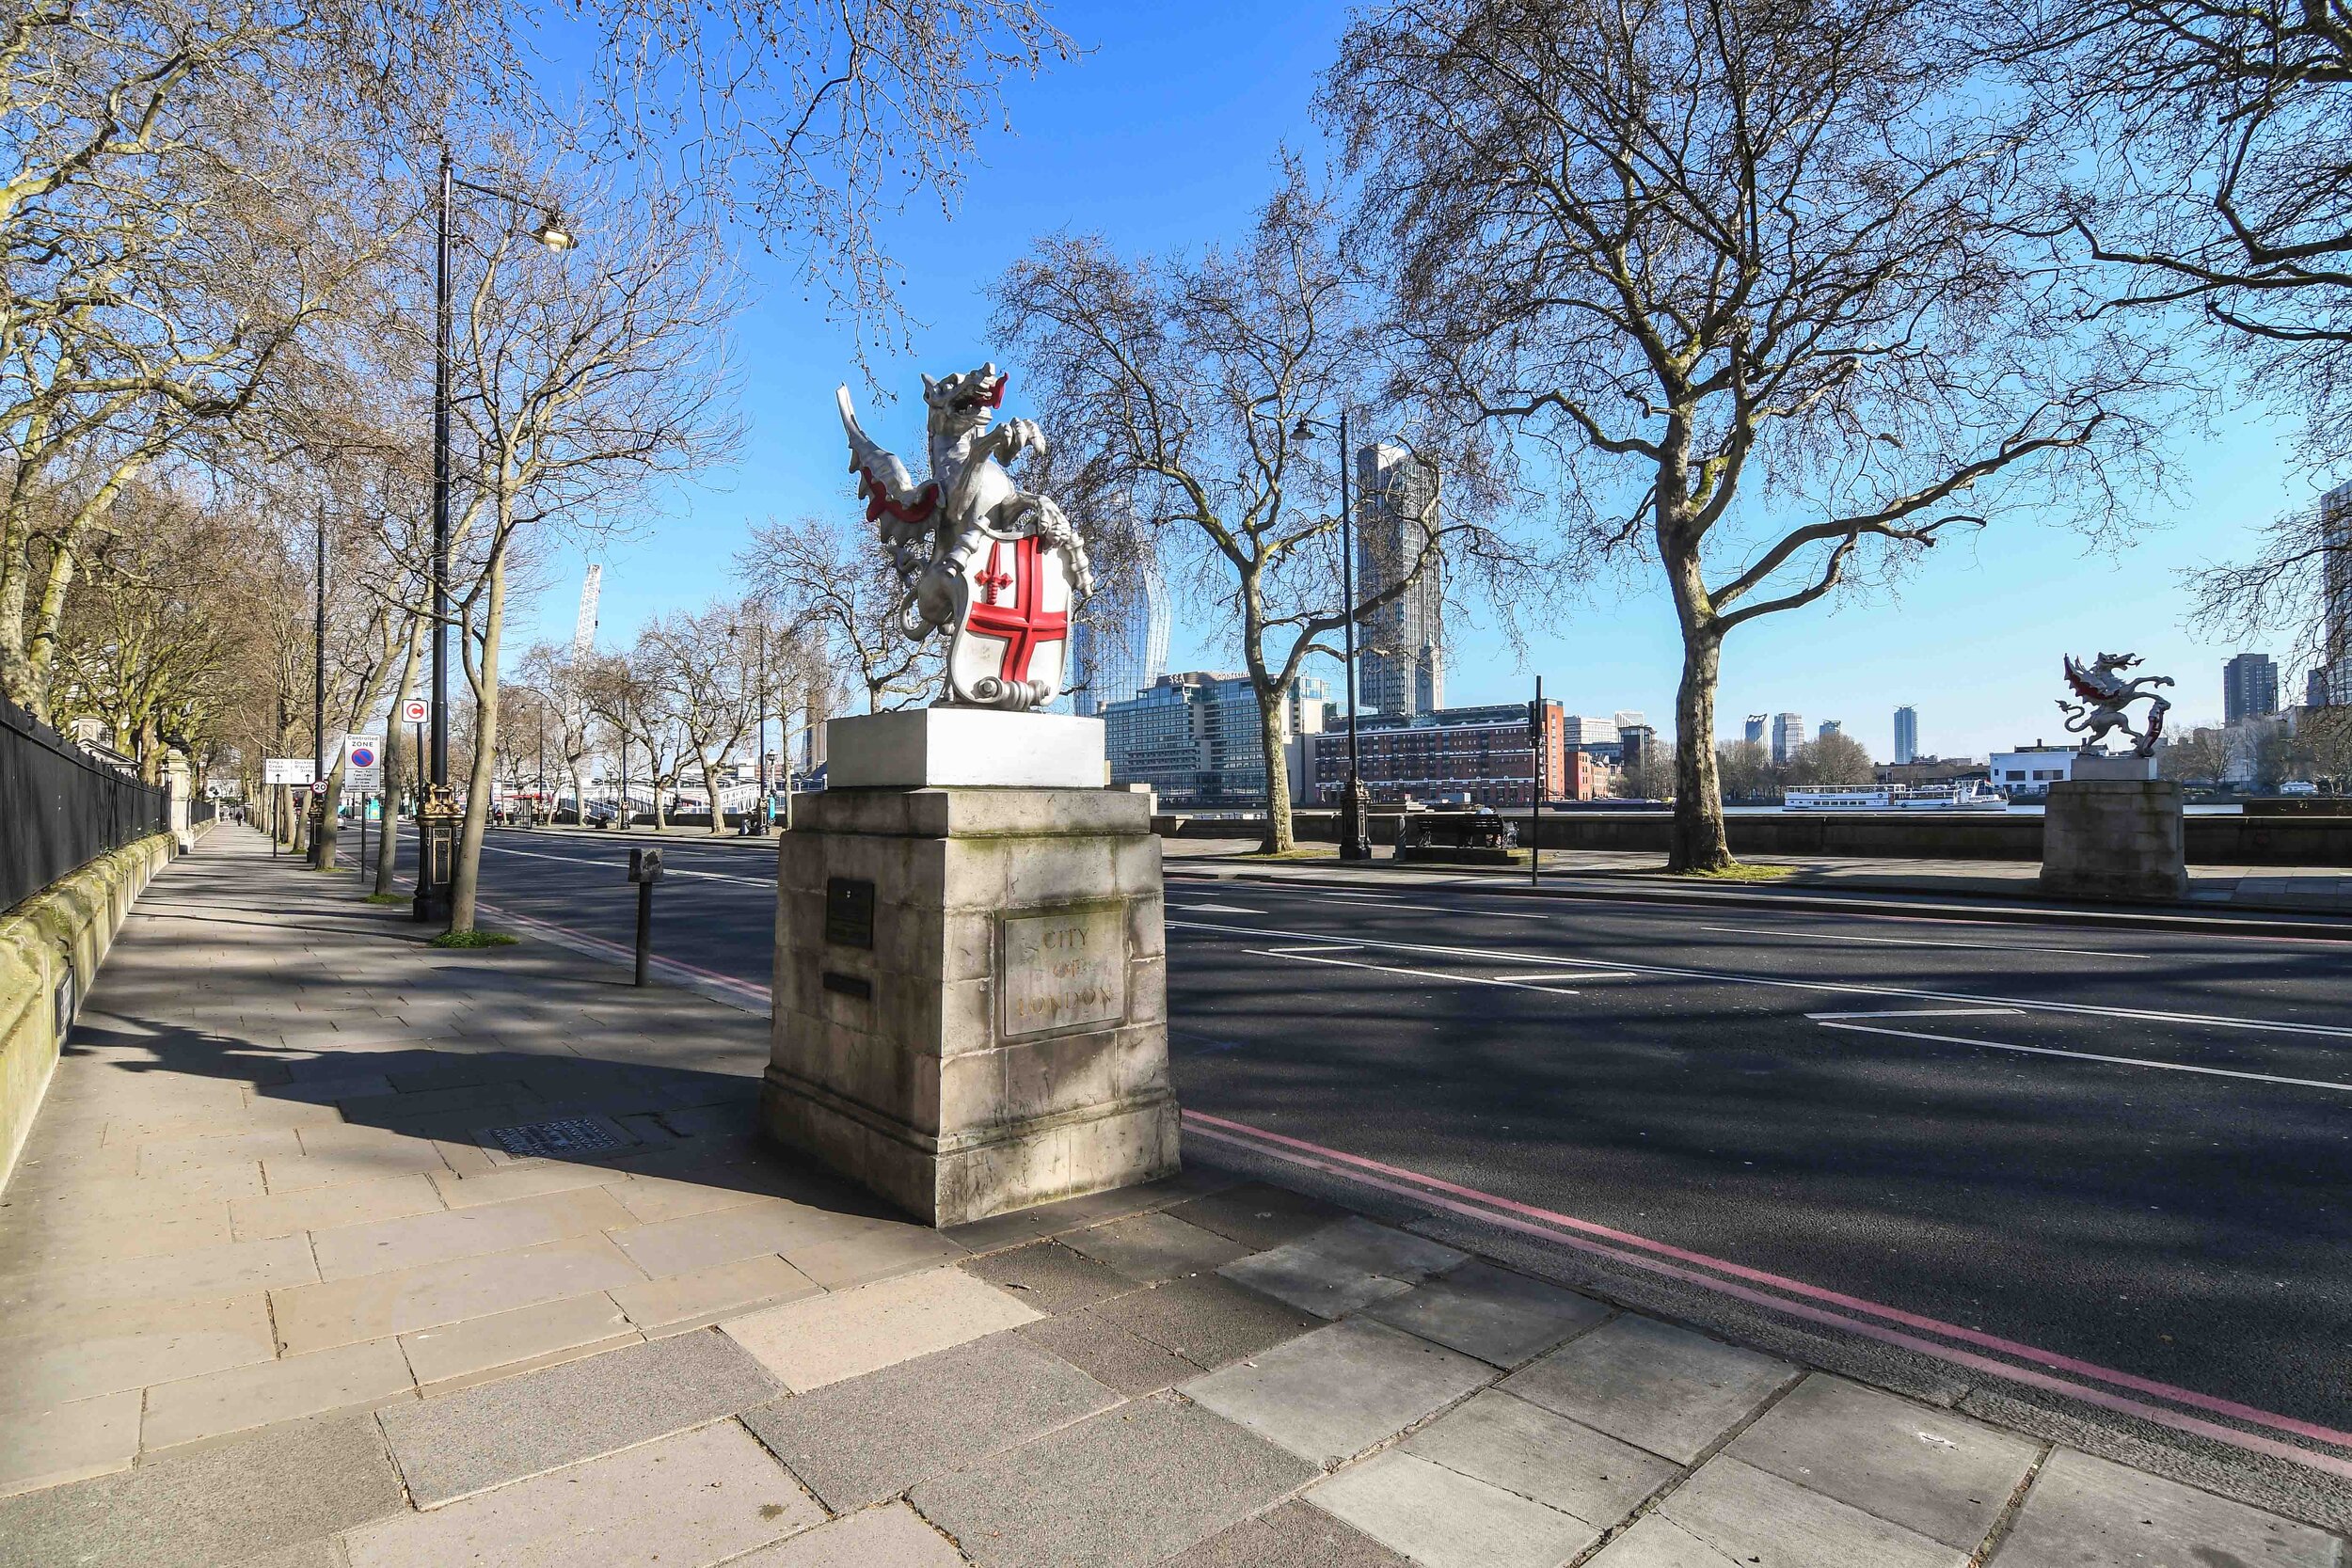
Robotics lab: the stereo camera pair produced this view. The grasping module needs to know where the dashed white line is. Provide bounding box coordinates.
[1810,1020,2352,1094]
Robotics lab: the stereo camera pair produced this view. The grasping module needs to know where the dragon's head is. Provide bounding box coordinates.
[922,363,1008,442]
[2091,652,2140,675]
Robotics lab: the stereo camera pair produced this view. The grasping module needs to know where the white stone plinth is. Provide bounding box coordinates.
[826,709,1105,789]
[2071,752,2158,782]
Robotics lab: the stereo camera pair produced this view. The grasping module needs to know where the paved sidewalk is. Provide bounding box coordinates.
[0,828,2343,1566]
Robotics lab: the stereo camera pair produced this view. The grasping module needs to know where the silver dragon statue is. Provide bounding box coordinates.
[2057,653,2174,758]
[835,363,1094,711]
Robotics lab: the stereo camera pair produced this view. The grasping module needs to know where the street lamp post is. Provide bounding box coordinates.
[1293,409,1371,861]
[310,503,326,868]
[413,149,575,926]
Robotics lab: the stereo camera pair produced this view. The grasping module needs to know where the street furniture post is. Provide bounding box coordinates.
[628,846,663,986]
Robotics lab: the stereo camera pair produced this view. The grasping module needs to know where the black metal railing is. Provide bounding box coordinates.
[1,698,169,911]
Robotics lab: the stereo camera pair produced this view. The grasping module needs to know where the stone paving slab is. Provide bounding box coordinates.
[1403,1388,1677,1528]
[0,1411,405,1568]
[961,1238,1141,1312]
[1989,1448,2343,1567]
[721,1264,1039,1391]
[377,1328,781,1506]
[344,1418,820,1567]
[1014,1307,1204,1396]
[1724,1372,2039,1550]
[139,1334,417,1450]
[740,1332,1120,1510]
[1309,1447,1601,1568]
[910,1392,1319,1568]
[1087,1269,1321,1369]
[1182,1318,1494,1467]
[1060,1209,1248,1283]
[1499,1312,1798,1463]
[728,1501,971,1567]
[1612,1453,1964,1568]
[1360,1259,1613,1368]
[1162,1498,1412,1567]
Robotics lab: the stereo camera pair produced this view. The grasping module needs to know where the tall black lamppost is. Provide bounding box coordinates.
[1292,409,1371,861]
[414,149,574,924]
[310,503,326,867]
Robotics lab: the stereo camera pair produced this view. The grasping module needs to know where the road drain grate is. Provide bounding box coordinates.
[479,1117,630,1160]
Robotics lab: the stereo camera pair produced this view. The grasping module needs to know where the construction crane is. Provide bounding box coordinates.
[572,562,602,656]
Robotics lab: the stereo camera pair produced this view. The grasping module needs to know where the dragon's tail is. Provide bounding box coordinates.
[2055,700,2091,732]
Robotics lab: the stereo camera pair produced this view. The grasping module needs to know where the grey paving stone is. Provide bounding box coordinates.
[1499,1314,1796,1463]
[1089,1272,1321,1370]
[376,1326,782,1505]
[740,1333,1120,1510]
[1405,1389,1677,1527]
[0,1411,404,1568]
[345,1418,820,1567]
[911,1392,1318,1568]
[1218,1222,1436,1320]
[1726,1373,2038,1550]
[1017,1308,1203,1396]
[1989,1447,2340,1568]
[1635,1454,1964,1568]
[1161,1498,1413,1568]
[1063,1210,1248,1284]
[1168,1182,1352,1251]
[728,1501,969,1567]
[1361,1260,1613,1368]
[1182,1319,1496,1468]
[1309,1449,1601,1568]
[960,1240,1138,1313]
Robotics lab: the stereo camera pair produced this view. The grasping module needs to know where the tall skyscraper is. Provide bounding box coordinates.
[2311,666,2338,709]
[1771,712,1803,765]
[2222,653,2279,726]
[1068,563,1171,718]
[1743,714,1767,746]
[1355,444,1444,717]
[1893,705,1918,764]
[1818,720,1842,741]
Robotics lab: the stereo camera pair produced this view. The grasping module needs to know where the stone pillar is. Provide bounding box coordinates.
[163,749,194,850]
[2040,768,2186,903]
[761,710,1178,1227]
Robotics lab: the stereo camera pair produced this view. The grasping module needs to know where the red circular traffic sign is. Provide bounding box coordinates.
[348,745,376,768]
[310,780,328,797]
[401,699,429,724]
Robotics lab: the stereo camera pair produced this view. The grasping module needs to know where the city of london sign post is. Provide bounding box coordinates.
[836,363,1095,710]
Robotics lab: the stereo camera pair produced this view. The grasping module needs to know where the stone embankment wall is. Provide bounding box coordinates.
[0,831,181,1187]
[1156,810,2352,866]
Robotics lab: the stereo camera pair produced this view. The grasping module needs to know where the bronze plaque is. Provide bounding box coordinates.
[825,877,875,947]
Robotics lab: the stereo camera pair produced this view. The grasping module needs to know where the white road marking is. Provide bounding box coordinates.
[1244,948,1579,995]
[1168,917,2352,1039]
[1811,1020,2352,1094]
[1807,1008,2026,1021]
[1170,902,1261,914]
[1700,925,2151,959]
[1490,971,1644,983]
[1265,942,1364,954]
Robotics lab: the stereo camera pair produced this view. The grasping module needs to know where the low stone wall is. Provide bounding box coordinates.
[1157,809,2352,866]
[0,832,177,1189]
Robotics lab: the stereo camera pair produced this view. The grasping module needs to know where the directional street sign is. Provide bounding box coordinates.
[263,758,316,786]
[401,698,430,725]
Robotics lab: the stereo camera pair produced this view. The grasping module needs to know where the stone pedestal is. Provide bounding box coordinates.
[761,726,1176,1227]
[2071,752,2158,782]
[2039,779,2187,903]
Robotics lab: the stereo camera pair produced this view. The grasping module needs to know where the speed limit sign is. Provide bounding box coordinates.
[310,780,328,797]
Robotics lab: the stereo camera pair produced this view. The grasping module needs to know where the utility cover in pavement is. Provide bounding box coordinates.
[478,1117,632,1161]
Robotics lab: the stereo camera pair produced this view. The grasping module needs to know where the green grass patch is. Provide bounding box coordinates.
[428,927,518,948]
[363,892,405,905]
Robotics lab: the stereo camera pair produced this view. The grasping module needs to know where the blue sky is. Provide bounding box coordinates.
[511,2,2325,764]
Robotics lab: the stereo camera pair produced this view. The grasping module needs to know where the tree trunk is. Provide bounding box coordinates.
[1254,682,1295,853]
[700,755,727,835]
[1667,624,1731,872]
[451,552,506,932]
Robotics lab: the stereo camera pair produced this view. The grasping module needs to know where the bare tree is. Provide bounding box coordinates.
[739,515,934,714]
[1328,0,2165,870]
[636,603,757,836]
[992,166,1523,852]
[581,647,685,831]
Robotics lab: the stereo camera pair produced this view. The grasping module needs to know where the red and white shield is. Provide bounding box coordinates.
[949,531,1073,707]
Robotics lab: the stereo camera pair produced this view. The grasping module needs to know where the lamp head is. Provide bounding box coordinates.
[531,217,574,253]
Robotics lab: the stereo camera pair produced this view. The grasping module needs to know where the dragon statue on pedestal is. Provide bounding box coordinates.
[2057,653,2173,758]
[834,363,1094,710]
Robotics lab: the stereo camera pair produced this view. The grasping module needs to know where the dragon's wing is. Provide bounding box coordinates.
[836,386,936,525]
[2062,656,2106,704]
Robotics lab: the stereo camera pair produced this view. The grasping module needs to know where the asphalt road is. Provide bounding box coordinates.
[363,822,2352,1494]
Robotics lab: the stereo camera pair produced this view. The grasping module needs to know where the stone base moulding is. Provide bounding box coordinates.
[761,779,1178,1227]
[2039,778,2188,903]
